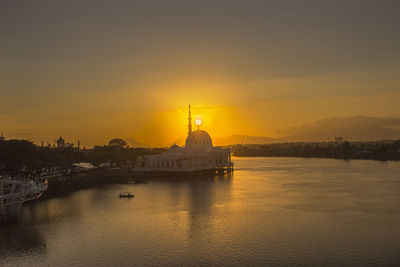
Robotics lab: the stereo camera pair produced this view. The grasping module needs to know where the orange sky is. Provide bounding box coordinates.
[1,1,400,147]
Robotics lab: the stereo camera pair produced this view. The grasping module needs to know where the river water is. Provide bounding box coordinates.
[1,157,400,266]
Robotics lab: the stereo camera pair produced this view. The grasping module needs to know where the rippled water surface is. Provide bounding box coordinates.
[1,157,400,266]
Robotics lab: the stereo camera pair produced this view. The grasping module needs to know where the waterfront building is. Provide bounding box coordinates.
[0,133,4,141]
[135,105,233,173]
[65,142,74,148]
[335,136,344,143]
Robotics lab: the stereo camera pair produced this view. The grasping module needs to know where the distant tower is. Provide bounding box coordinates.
[0,132,4,141]
[57,136,65,148]
[77,140,80,150]
[188,105,192,136]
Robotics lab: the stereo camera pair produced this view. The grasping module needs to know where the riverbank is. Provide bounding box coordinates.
[40,168,233,199]
[42,172,147,199]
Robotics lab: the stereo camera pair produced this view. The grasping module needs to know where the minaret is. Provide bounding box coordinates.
[188,105,192,135]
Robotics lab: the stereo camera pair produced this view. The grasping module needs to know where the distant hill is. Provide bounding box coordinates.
[166,136,185,147]
[125,138,148,148]
[130,116,400,147]
[213,116,400,145]
[213,135,277,146]
[281,116,400,142]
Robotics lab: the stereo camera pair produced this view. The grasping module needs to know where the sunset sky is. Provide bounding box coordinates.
[1,0,400,147]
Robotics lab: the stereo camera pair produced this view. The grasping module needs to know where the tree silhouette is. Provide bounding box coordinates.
[108,138,127,148]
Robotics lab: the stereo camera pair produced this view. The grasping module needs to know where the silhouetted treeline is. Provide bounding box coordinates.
[0,139,165,176]
[230,140,400,161]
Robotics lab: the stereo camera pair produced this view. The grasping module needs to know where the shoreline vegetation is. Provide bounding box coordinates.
[1,139,399,181]
[229,140,400,161]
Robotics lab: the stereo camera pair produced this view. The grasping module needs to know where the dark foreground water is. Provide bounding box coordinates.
[1,157,400,266]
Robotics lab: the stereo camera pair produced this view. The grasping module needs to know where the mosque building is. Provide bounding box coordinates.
[135,105,233,173]
[56,136,65,148]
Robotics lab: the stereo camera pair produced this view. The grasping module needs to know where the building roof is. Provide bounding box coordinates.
[169,144,181,150]
[185,130,213,151]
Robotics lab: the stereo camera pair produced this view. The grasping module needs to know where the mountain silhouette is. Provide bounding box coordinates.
[213,116,400,145]
[125,138,148,148]
[214,135,276,146]
[281,116,400,141]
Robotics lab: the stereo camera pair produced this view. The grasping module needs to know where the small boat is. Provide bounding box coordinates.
[119,192,134,198]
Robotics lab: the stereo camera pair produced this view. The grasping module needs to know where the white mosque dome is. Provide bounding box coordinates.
[185,130,213,150]
[170,144,181,150]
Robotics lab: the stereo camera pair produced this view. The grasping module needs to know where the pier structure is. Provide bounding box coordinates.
[0,178,48,223]
[132,164,234,177]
